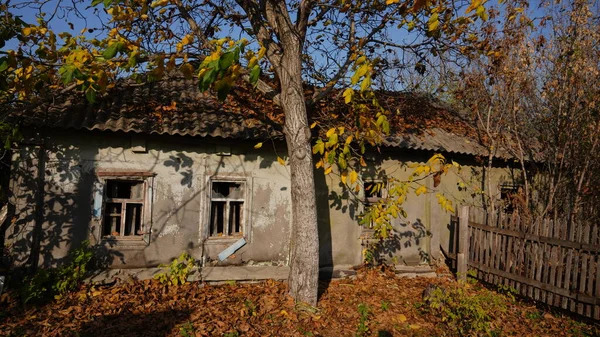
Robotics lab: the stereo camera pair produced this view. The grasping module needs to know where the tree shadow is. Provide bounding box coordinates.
[315,163,333,299]
[3,131,124,281]
[77,309,191,337]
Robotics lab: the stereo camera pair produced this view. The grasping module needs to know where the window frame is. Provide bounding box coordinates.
[362,179,388,230]
[95,171,154,245]
[499,183,523,213]
[205,176,251,242]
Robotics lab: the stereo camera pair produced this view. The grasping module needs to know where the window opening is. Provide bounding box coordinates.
[500,184,522,213]
[209,181,245,237]
[364,181,386,229]
[103,180,145,237]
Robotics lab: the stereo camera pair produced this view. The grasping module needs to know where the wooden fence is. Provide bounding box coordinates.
[449,206,600,320]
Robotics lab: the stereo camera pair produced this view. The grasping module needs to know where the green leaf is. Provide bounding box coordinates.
[85,87,96,103]
[198,68,217,92]
[219,52,236,71]
[249,65,260,85]
[103,43,119,59]
[0,58,8,72]
[103,0,113,7]
[217,82,231,101]
[128,55,137,68]
[91,0,103,6]
[59,65,75,85]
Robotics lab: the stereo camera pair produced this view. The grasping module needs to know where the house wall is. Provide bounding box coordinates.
[7,129,293,269]
[6,128,519,273]
[321,150,520,268]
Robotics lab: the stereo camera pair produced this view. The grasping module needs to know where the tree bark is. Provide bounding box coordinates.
[274,32,319,308]
[237,0,319,305]
[283,87,319,305]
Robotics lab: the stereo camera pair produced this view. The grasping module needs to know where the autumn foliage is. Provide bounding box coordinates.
[1,268,598,336]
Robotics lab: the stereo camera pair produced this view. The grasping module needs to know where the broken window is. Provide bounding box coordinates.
[363,180,386,229]
[364,181,385,204]
[102,180,146,237]
[500,183,523,213]
[209,181,245,237]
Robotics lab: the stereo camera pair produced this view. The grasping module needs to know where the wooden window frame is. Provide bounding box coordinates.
[206,177,249,241]
[96,171,154,244]
[363,179,387,230]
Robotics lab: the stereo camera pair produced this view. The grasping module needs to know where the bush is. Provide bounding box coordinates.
[424,282,507,336]
[22,240,93,303]
[154,252,195,286]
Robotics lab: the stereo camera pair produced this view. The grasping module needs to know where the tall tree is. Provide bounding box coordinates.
[1,0,488,304]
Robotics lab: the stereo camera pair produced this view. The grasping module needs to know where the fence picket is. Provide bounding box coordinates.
[454,207,598,319]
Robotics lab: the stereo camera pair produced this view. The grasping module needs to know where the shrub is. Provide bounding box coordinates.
[154,252,195,286]
[356,303,370,337]
[22,240,93,303]
[424,282,508,336]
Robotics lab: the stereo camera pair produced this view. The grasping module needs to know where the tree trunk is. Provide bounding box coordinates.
[283,95,319,305]
[274,46,319,307]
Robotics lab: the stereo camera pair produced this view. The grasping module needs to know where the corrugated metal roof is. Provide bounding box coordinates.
[16,77,283,140]
[10,76,500,157]
[385,128,494,157]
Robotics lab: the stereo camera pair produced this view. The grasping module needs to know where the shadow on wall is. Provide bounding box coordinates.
[372,218,432,265]
[326,148,436,265]
[315,163,333,298]
[3,135,124,275]
[151,141,286,267]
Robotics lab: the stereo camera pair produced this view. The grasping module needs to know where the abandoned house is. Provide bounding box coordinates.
[3,76,521,280]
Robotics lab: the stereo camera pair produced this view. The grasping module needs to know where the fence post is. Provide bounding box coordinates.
[457,205,470,282]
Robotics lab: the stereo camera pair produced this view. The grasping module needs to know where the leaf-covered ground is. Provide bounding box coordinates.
[1,268,598,337]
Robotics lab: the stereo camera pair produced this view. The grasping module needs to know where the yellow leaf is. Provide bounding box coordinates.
[312,141,324,155]
[179,63,194,79]
[326,128,336,138]
[349,170,358,184]
[466,0,482,13]
[151,0,168,8]
[310,121,318,129]
[324,166,332,175]
[398,314,407,322]
[345,135,353,145]
[341,171,347,184]
[409,324,421,330]
[315,160,323,169]
[386,0,400,4]
[415,185,427,196]
[360,157,367,167]
[360,75,371,92]
[277,157,286,166]
[343,88,354,104]
[257,46,267,59]
[428,13,440,31]
[338,126,345,135]
[279,310,288,317]
[181,34,194,46]
[22,27,32,36]
[254,142,263,149]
